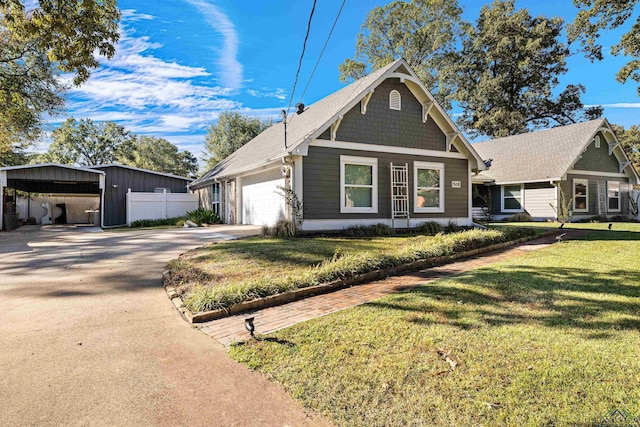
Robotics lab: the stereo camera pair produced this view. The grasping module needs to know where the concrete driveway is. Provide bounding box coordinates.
[0,225,328,426]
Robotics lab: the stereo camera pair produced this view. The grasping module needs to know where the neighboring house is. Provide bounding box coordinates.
[190,59,487,231]
[471,119,640,221]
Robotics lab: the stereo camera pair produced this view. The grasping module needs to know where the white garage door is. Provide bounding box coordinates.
[241,168,286,226]
[524,185,557,219]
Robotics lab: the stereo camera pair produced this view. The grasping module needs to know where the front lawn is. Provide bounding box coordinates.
[168,228,539,313]
[231,229,640,426]
[494,221,640,233]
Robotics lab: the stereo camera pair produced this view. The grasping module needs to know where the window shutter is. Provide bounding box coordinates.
[389,90,401,110]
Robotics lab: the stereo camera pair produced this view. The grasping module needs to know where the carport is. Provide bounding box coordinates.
[0,163,105,231]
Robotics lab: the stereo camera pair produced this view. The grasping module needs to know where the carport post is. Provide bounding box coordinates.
[0,170,5,231]
[99,174,105,228]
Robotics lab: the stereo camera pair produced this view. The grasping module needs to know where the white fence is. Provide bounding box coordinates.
[16,195,100,224]
[632,190,640,220]
[126,189,198,225]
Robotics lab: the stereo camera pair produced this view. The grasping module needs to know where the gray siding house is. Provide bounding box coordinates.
[190,59,487,231]
[471,119,640,221]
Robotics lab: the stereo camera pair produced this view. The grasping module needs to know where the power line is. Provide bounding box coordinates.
[299,0,347,103]
[286,0,317,114]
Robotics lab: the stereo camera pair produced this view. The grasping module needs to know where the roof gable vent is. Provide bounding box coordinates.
[389,90,401,110]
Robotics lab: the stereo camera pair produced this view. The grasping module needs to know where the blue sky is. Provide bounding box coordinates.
[57,0,639,165]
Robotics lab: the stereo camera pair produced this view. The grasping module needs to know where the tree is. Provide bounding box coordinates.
[454,0,599,138]
[568,0,640,95]
[338,0,466,109]
[1,0,120,162]
[118,136,199,178]
[203,111,272,169]
[41,118,134,166]
[611,123,640,173]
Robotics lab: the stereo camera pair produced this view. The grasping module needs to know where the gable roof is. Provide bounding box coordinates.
[472,119,639,184]
[191,58,485,188]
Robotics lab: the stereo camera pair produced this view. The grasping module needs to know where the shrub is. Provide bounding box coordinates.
[129,217,184,228]
[343,223,394,237]
[415,221,443,235]
[262,220,298,237]
[185,208,220,225]
[444,219,461,233]
[506,212,534,222]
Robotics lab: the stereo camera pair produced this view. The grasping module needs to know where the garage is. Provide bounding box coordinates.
[1,163,194,231]
[1,164,104,231]
[241,168,286,226]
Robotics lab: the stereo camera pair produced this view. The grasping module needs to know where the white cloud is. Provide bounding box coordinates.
[597,103,640,109]
[247,87,287,100]
[120,9,155,21]
[184,0,243,90]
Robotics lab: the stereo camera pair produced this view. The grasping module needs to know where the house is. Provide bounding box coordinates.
[471,119,640,221]
[189,59,487,231]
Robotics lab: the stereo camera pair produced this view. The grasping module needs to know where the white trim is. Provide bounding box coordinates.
[607,180,621,213]
[330,116,343,141]
[294,156,303,210]
[594,135,601,148]
[310,139,468,159]
[361,90,374,114]
[301,217,472,231]
[422,101,434,123]
[567,169,628,178]
[389,89,401,110]
[0,162,105,174]
[573,178,589,213]
[413,161,445,213]
[340,155,378,214]
[501,184,525,213]
[88,163,192,181]
[468,164,473,222]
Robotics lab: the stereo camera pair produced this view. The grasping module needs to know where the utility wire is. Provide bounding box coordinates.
[286,0,317,115]
[299,0,346,103]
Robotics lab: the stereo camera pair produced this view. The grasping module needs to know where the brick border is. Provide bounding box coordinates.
[164,231,556,324]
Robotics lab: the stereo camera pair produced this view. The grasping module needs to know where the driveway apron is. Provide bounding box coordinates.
[0,225,328,426]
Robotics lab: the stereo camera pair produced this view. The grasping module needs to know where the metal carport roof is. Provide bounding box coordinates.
[0,163,105,230]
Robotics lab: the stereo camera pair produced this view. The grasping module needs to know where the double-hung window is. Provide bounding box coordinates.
[501,184,524,212]
[607,181,620,212]
[573,179,589,212]
[340,155,378,213]
[414,162,444,213]
[211,182,221,215]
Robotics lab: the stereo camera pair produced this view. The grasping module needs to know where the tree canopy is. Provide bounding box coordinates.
[569,0,640,95]
[0,0,120,164]
[338,0,466,109]
[118,136,199,178]
[203,111,272,170]
[41,118,134,166]
[39,118,198,178]
[454,0,601,138]
[612,123,640,173]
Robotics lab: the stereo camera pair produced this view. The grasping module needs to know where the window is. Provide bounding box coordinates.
[389,90,401,110]
[501,184,524,212]
[211,182,221,215]
[414,162,444,213]
[594,135,601,149]
[573,179,589,212]
[607,181,620,212]
[340,156,378,213]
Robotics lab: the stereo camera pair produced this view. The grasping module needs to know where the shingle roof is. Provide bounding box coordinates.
[190,60,411,188]
[472,119,605,184]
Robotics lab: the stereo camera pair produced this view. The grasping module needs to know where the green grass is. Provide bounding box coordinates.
[493,221,640,233]
[170,228,540,313]
[230,229,640,426]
